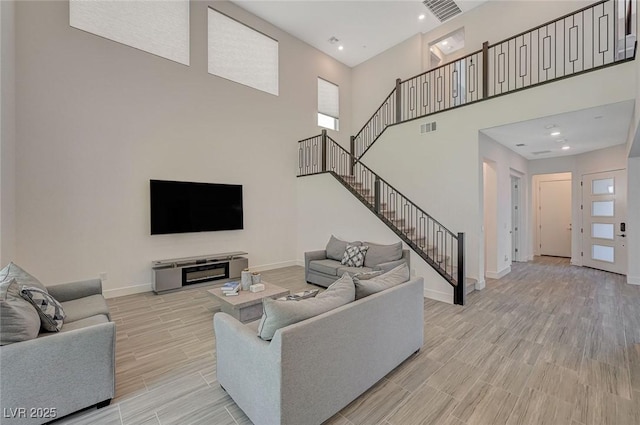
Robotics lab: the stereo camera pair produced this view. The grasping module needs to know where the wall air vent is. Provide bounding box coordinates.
[422,0,463,23]
[531,150,552,155]
[516,143,526,147]
[420,121,437,134]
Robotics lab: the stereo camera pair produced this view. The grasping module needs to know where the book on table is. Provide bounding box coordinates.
[221,281,240,294]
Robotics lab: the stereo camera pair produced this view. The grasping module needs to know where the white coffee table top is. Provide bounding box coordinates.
[208,281,289,309]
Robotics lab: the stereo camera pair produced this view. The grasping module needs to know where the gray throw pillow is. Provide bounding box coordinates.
[0,279,41,345]
[363,241,403,268]
[257,273,355,341]
[326,235,361,261]
[20,286,66,332]
[0,262,48,293]
[354,263,410,300]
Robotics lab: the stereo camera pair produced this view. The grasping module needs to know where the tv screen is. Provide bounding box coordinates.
[150,180,243,235]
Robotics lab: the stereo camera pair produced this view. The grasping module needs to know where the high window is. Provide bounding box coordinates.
[208,8,279,96]
[70,0,190,66]
[317,78,339,131]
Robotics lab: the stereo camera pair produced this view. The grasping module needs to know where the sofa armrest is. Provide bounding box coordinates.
[0,321,115,424]
[304,250,327,281]
[374,258,407,273]
[46,278,102,302]
[213,313,281,423]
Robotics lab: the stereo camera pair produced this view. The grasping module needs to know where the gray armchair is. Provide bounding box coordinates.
[0,278,115,425]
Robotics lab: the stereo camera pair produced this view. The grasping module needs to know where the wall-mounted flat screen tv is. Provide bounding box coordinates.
[150,180,243,235]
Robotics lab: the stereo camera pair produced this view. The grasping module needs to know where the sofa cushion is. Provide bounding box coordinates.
[0,278,41,345]
[363,241,403,268]
[354,263,410,300]
[352,270,383,280]
[0,262,48,293]
[326,235,361,261]
[59,314,109,332]
[257,273,355,341]
[341,244,369,267]
[62,294,111,323]
[337,265,375,276]
[20,286,66,332]
[308,259,341,276]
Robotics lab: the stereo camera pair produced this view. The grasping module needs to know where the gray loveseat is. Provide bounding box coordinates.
[214,276,424,425]
[0,277,115,425]
[305,236,410,287]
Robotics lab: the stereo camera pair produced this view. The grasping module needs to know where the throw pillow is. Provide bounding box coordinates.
[20,286,66,332]
[0,278,41,345]
[341,244,369,267]
[0,262,48,293]
[363,241,403,268]
[354,263,410,300]
[326,235,361,261]
[257,273,355,340]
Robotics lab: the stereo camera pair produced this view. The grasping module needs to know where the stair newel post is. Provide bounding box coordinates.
[349,136,355,176]
[482,41,489,99]
[321,129,327,172]
[374,176,381,214]
[455,232,466,306]
[395,78,402,123]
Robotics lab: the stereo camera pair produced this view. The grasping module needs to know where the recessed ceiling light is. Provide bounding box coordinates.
[550,131,561,136]
[562,146,571,150]
[418,14,426,20]
[338,45,344,51]
[442,40,448,45]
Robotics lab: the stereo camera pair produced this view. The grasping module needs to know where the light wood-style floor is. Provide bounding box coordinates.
[52,257,640,425]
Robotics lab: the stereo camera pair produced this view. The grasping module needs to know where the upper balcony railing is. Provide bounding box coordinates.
[352,0,636,159]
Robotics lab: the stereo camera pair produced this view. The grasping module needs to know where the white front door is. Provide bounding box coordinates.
[582,170,627,275]
[539,180,572,257]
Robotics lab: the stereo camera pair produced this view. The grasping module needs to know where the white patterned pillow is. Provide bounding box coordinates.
[19,286,66,332]
[341,244,369,267]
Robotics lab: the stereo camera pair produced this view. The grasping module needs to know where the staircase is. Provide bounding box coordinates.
[298,132,467,305]
[297,0,636,305]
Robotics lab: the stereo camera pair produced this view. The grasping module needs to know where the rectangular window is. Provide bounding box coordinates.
[318,78,339,131]
[70,0,190,66]
[208,8,279,96]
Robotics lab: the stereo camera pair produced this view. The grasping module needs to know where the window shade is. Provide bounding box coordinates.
[208,8,279,96]
[70,0,190,66]
[318,78,339,119]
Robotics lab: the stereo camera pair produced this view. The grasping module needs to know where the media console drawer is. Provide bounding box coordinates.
[152,251,248,293]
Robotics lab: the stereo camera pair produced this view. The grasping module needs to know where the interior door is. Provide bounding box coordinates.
[582,170,627,274]
[511,176,520,262]
[539,180,572,257]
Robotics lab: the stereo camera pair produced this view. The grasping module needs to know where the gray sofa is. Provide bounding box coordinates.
[305,236,410,287]
[214,276,424,425]
[0,278,115,425]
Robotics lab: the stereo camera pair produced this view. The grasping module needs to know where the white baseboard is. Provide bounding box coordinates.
[295,259,304,267]
[485,266,511,279]
[474,279,486,290]
[628,276,640,285]
[423,288,453,304]
[103,283,152,299]
[250,260,299,272]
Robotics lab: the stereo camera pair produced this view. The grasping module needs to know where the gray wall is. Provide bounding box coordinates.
[12,0,352,295]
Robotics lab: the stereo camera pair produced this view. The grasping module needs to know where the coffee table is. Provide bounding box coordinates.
[208,281,289,323]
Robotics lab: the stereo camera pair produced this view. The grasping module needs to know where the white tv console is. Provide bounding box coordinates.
[152,251,248,293]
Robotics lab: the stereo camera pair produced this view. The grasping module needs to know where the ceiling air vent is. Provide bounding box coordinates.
[531,150,552,155]
[420,121,437,133]
[423,0,463,23]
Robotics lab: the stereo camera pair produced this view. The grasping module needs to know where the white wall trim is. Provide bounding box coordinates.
[424,288,453,304]
[628,275,640,285]
[485,266,511,279]
[250,260,299,272]
[103,283,152,299]
[474,279,486,290]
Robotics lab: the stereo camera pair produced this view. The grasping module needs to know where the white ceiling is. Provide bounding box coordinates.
[480,101,635,160]
[230,0,487,67]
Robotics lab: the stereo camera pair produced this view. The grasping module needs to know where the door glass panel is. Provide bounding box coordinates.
[592,201,614,217]
[592,178,614,194]
[592,223,614,240]
[592,244,614,262]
